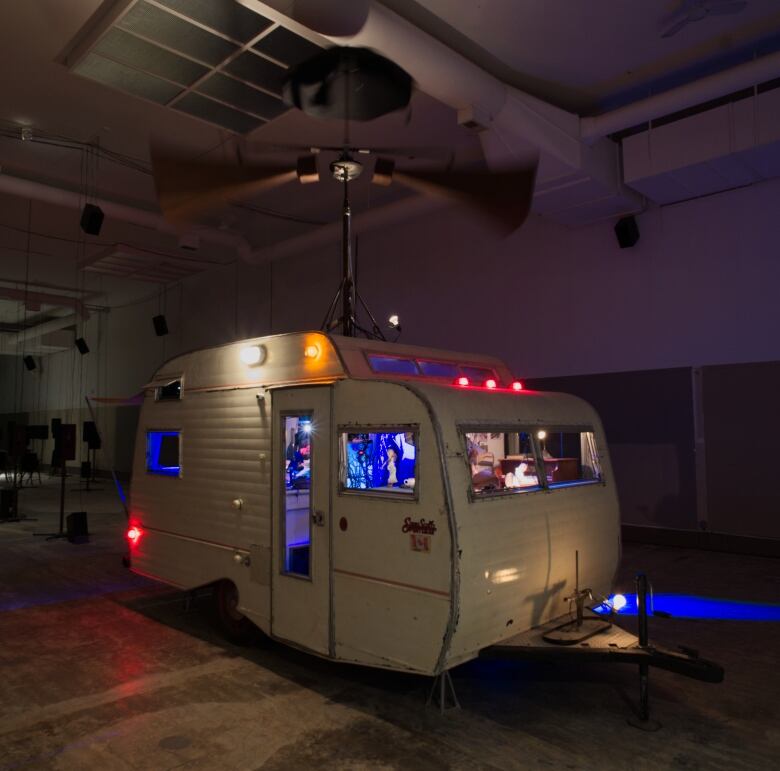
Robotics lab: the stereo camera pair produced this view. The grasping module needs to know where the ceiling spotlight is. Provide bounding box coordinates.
[373,157,394,187]
[296,154,319,184]
[387,314,401,330]
[330,154,363,182]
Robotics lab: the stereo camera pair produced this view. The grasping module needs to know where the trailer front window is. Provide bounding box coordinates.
[339,429,417,495]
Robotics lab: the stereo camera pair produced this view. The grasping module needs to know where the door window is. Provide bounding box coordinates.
[338,429,418,496]
[282,414,312,576]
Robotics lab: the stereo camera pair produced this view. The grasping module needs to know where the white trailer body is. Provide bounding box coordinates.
[128,332,620,675]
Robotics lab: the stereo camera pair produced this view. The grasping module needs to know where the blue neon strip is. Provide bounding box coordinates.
[594,594,780,621]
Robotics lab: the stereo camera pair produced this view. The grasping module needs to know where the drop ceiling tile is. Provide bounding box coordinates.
[94,27,208,85]
[197,73,286,120]
[118,1,238,66]
[223,51,287,95]
[173,92,264,133]
[74,53,182,104]
[252,26,320,67]
[154,0,273,43]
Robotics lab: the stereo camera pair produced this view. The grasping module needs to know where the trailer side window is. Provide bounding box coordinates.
[339,429,418,495]
[155,380,181,401]
[146,431,180,476]
[536,429,602,486]
[464,431,541,496]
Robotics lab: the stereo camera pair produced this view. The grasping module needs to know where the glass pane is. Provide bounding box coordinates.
[156,380,181,400]
[367,354,419,376]
[417,359,459,379]
[147,431,180,476]
[537,429,602,485]
[283,415,311,575]
[341,430,417,494]
[465,431,539,496]
[459,366,497,384]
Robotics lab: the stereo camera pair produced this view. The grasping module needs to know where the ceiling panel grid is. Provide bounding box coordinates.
[68,0,323,134]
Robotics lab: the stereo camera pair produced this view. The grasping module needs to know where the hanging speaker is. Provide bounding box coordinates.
[75,337,90,354]
[152,314,169,336]
[23,355,36,371]
[614,215,640,249]
[80,204,104,235]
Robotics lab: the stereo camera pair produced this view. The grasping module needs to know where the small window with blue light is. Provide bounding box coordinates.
[367,354,419,376]
[339,429,418,495]
[146,431,180,476]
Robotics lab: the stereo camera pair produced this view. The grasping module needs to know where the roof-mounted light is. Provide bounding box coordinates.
[304,343,321,359]
[456,376,470,387]
[240,345,265,365]
[485,379,497,390]
[511,380,524,391]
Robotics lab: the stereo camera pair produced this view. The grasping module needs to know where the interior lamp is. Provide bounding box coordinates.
[240,345,264,365]
[537,430,547,440]
[612,594,627,612]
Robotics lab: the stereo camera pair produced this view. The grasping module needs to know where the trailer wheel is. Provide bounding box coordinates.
[213,580,254,645]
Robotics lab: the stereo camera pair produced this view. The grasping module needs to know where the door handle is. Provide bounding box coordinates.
[312,510,325,527]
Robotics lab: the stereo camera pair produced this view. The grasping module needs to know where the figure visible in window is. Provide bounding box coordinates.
[385,447,398,486]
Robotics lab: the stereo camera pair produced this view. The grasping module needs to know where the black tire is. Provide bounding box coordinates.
[213,580,255,645]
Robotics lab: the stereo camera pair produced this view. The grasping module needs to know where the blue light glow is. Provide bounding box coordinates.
[146,431,180,476]
[594,594,780,621]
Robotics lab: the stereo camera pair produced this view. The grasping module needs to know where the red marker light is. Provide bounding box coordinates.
[126,526,142,546]
[485,379,497,390]
[511,381,524,391]
[456,376,470,387]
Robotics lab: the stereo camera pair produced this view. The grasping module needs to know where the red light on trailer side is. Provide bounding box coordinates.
[456,376,470,387]
[126,526,142,546]
[511,381,524,391]
[485,379,497,389]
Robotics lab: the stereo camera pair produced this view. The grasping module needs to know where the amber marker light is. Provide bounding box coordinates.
[304,343,320,359]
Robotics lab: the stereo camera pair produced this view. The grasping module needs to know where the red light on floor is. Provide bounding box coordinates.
[126,526,142,546]
[511,381,524,391]
[485,379,497,389]
[456,376,470,387]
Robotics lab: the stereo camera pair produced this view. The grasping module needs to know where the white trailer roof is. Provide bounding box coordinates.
[145,332,515,393]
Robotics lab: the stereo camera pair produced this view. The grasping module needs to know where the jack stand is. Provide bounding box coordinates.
[426,670,460,714]
[627,573,662,731]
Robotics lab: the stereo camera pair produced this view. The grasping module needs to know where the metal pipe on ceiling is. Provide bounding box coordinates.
[0,173,251,258]
[581,50,780,143]
[5,312,79,347]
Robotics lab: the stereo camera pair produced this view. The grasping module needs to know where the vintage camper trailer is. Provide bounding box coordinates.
[127,331,619,675]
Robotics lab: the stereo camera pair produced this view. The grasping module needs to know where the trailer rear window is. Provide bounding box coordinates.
[339,429,417,495]
[146,431,180,476]
[463,428,602,497]
[537,429,602,486]
[465,431,541,496]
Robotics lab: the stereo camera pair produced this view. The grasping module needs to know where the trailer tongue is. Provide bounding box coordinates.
[478,571,724,730]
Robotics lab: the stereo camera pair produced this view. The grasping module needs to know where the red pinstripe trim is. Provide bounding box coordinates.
[334,568,450,598]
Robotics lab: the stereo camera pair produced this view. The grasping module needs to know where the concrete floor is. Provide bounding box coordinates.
[0,478,778,770]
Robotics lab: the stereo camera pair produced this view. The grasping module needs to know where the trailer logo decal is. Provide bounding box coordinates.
[402,517,436,535]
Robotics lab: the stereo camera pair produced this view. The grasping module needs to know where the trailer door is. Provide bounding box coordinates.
[272,386,331,654]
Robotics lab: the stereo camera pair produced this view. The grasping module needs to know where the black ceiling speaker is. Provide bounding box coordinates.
[80,203,104,235]
[23,355,36,371]
[283,46,412,121]
[75,337,90,354]
[152,314,169,336]
[614,215,640,249]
